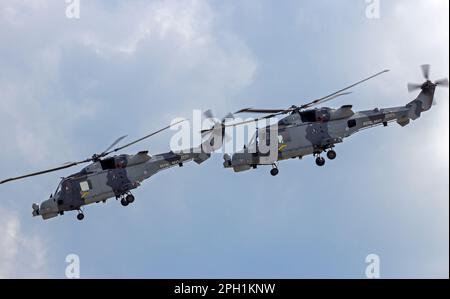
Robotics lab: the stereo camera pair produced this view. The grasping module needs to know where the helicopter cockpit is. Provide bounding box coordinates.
[52,180,62,199]
[78,154,129,174]
[299,108,331,123]
[50,177,73,205]
[298,106,354,123]
[99,155,128,170]
[247,133,257,150]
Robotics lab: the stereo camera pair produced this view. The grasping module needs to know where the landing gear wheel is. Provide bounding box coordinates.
[315,156,326,167]
[326,150,337,160]
[121,198,129,206]
[77,213,84,221]
[270,168,279,176]
[126,194,135,204]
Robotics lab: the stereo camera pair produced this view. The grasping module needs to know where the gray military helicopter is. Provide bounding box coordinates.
[216,65,448,176]
[0,120,216,221]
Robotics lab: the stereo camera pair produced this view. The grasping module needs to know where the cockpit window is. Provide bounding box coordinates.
[100,157,116,170]
[100,156,128,170]
[54,181,62,196]
[115,156,127,168]
[300,110,317,122]
[347,119,357,128]
[244,132,258,152]
[248,133,257,147]
[62,180,72,193]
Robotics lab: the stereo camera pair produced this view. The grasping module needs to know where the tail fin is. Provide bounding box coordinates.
[406,82,437,120]
[183,110,231,165]
[193,152,211,164]
[189,112,226,164]
[189,130,221,165]
[405,64,448,121]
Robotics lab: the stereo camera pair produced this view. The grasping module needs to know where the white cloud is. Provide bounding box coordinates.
[0,0,446,278]
[0,208,48,278]
[0,0,256,165]
[0,0,256,277]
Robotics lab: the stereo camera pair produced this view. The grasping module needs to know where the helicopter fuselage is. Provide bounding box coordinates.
[33,150,209,220]
[223,84,436,173]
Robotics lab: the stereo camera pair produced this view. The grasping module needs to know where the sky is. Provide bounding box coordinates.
[0,0,448,278]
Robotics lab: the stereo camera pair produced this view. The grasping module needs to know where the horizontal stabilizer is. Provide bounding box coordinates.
[193,152,211,164]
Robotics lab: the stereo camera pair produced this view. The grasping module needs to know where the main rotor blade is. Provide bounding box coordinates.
[299,69,389,110]
[219,69,389,132]
[235,108,286,114]
[1,120,186,184]
[103,119,187,155]
[421,64,430,80]
[300,92,352,109]
[99,135,127,156]
[235,93,352,116]
[234,115,276,126]
[233,93,349,123]
[222,112,235,121]
[0,162,82,185]
[201,112,282,134]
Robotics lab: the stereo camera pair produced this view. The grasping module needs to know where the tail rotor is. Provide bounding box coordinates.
[407,64,449,92]
[201,110,235,147]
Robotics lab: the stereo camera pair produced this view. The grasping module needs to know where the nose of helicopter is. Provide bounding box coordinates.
[223,154,232,167]
[32,198,59,219]
[32,203,40,216]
